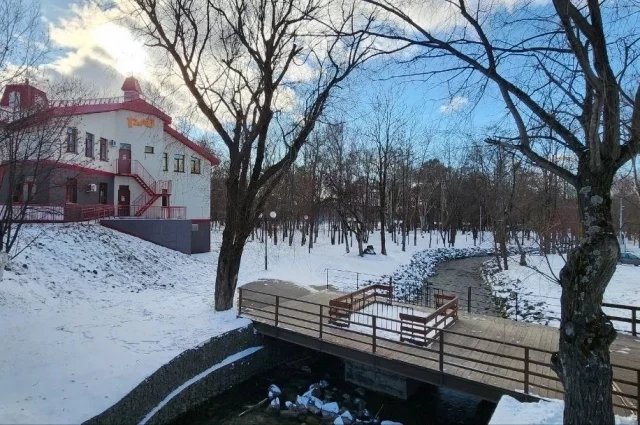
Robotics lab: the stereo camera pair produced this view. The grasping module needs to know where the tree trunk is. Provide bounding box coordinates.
[551,173,618,425]
[214,224,247,311]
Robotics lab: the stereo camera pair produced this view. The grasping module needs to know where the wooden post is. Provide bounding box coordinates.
[467,286,472,313]
[319,305,323,339]
[372,316,377,353]
[633,309,637,337]
[524,347,530,394]
[237,288,243,318]
[439,331,444,373]
[356,272,359,290]
[275,296,280,327]
[326,269,329,289]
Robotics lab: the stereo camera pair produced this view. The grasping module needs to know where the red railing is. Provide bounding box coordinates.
[117,160,157,194]
[116,205,186,219]
[0,204,116,222]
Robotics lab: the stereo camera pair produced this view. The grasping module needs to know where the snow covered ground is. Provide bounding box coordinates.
[0,224,490,424]
[489,251,640,330]
[489,395,637,425]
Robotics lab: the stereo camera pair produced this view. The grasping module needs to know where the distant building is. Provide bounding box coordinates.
[0,77,220,253]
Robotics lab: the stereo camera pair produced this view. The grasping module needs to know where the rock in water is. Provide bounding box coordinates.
[380,421,403,425]
[268,397,280,410]
[321,401,340,420]
[319,379,330,389]
[340,410,354,425]
[285,400,293,409]
[334,417,345,425]
[268,384,282,399]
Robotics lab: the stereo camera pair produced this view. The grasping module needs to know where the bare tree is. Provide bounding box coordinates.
[133,0,377,309]
[363,0,640,423]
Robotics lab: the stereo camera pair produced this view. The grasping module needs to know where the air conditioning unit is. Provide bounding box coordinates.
[86,184,97,193]
[109,140,117,147]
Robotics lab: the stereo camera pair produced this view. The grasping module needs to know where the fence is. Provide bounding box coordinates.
[323,267,640,336]
[238,287,640,417]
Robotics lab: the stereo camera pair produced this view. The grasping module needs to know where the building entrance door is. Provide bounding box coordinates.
[118,148,131,174]
[117,185,130,216]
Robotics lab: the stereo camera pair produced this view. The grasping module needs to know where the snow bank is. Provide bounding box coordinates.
[138,346,263,425]
[488,253,640,329]
[489,395,636,425]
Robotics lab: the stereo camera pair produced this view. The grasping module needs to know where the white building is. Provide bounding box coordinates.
[0,77,219,221]
[0,77,219,253]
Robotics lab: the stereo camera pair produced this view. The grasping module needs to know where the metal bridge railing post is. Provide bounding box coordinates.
[372,316,377,353]
[237,288,243,318]
[439,331,444,373]
[275,296,280,327]
[319,305,323,339]
[468,287,472,313]
[633,309,637,337]
[524,347,530,394]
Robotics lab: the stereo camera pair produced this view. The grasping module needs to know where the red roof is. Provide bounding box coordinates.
[121,76,142,93]
[164,124,220,165]
[0,82,48,109]
[1,78,221,165]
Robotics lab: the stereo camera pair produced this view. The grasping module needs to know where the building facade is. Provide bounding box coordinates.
[0,77,219,221]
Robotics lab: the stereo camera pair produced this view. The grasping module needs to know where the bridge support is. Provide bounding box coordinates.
[344,359,422,400]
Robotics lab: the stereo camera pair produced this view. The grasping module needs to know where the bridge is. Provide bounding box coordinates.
[238,283,640,417]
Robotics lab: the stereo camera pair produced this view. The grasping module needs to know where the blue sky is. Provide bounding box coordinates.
[35,0,509,156]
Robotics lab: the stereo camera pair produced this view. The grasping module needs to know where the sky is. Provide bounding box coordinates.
[30,0,517,157]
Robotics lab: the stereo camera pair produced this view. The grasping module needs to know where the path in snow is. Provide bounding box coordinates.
[428,256,499,315]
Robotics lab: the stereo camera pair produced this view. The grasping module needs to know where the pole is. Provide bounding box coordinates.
[264,215,268,270]
[619,199,624,251]
[479,206,483,244]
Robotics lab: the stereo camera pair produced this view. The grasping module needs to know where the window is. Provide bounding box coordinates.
[190,157,201,174]
[85,132,94,158]
[144,146,154,154]
[162,153,168,171]
[99,138,108,161]
[98,183,108,204]
[12,178,24,202]
[24,180,36,201]
[66,178,78,203]
[174,154,185,172]
[66,127,78,153]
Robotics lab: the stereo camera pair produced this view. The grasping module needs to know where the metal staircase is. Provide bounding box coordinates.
[116,160,168,216]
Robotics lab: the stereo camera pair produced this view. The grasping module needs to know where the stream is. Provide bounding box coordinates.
[171,355,496,425]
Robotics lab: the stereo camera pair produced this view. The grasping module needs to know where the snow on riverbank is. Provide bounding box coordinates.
[488,252,640,329]
[0,224,490,424]
[489,395,636,425]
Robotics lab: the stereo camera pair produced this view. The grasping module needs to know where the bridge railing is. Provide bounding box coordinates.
[237,287,640,417]
[324,267,640,336]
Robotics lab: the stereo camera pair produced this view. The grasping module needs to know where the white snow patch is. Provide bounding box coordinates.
[138,346,262,425]
[489,395,636,425]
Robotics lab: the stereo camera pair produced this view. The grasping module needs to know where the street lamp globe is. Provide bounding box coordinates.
[269,211,277,219]
[304,215,309,220]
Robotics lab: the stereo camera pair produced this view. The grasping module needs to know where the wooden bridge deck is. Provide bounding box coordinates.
[239,286,640,417]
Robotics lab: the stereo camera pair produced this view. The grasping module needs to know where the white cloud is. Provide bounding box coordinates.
[439,96,468,113]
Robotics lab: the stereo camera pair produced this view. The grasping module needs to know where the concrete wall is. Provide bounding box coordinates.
[84,325,309,425]
[100,219,210,254]
[344,359,422,400]
[190,220,211,254]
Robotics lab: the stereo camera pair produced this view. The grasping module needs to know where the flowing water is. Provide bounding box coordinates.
[170,355,496,425]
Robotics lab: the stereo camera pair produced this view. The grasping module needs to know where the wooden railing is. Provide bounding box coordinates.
[238,287,640,416]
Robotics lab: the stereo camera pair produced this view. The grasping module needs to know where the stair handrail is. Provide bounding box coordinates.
[130,160,157,194]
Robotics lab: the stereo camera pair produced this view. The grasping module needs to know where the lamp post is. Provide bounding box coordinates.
[619,199,625,252]
[264,211,276,270]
